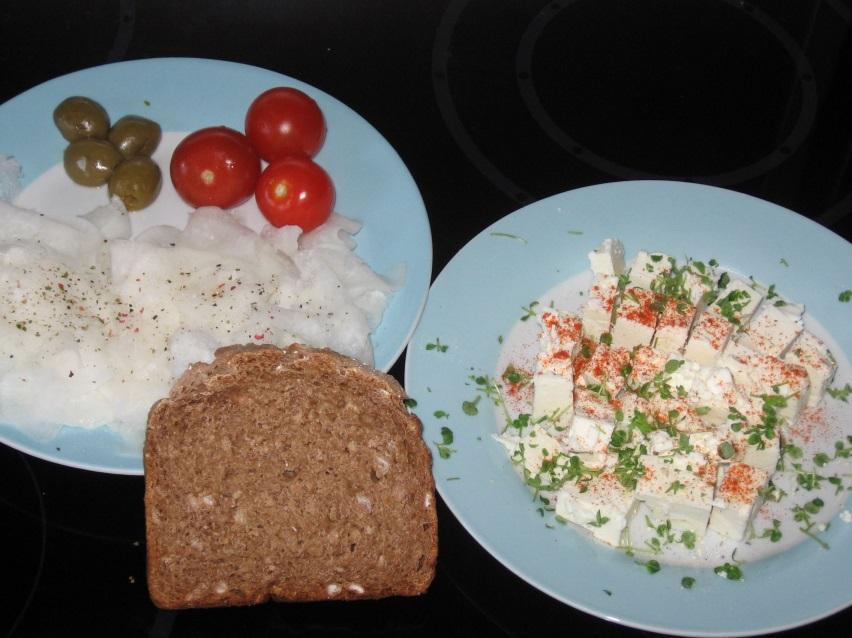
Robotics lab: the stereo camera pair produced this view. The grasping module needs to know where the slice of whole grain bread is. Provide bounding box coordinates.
[144,343,437,609]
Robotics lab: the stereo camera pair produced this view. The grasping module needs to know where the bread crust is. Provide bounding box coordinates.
[144,343,437,609]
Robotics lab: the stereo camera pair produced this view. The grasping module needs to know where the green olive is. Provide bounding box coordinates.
[108,157,161,211]
[63,139,123,186]
[53,96,110,142]
[108,115,162,158]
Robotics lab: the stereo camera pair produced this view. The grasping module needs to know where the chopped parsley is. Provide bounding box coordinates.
[792,497,830,549]
[588,510,610,528]
[434,426,456,459]
[520,301,539,321]
[462,395,481,416]
[490,231,527,244]
[425,338,449,352]
[840,290,852,302]
[826,383,852,402]
[760,519,783,542]
[681,576,696,589]
[714,563,743,581]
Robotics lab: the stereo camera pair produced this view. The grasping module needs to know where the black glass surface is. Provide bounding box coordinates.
[1,1,850,636]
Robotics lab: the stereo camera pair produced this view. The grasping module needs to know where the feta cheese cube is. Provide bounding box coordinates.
[635,454,714,535]
[515,426,563,475]
[565,413,615,454]
[653,297,697,354]
[533,310,584,432]
[581,274,619,340]
[532,370,573,433]
[681,263,717,307]
[718,349,810,425]
[688,365,738,426]
[738,304,803,357]
[611,287,660,350]
[538,310,583,361]
[629,251,673,290]
[647,396,707,433]
[588,238,626,276]
[708,463,769,540]
[683,310,735,365]
[556,471,637,546]
[783,331,837,408]
[574,385,618,423]
[710,277,763,325]
[647,430,675,455]
[733,429,780,474]
[666,357,701,396]
[579,342,630,398]
[627,345,669,387]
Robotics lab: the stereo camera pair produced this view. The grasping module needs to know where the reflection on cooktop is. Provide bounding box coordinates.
[434,0,852,237]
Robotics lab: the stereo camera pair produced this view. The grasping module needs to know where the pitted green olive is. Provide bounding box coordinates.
[53,97,110,142]
[108,115,162,158]
[63,139,123,187]
[108,157,161,211]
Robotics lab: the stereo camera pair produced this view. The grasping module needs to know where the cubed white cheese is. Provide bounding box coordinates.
[722,424,781,474]
[532,371,573,433]
[565,413,615,454]
[611,287,659,350]
[647,430,675,455]
[738,303,803,357]
[588,238,626,276]
[647,396,707,433]
[515,426,563,475]
[538,310,583,361]
[708,463,769,540]
[653,297,697,354]
[783,330,837,408]
[683,310,734,365]
[688,365,738,426]
[718,348,810,426]
[533,310,584,433]
[681,264,717,307]
[555,470,637,546]
[710,277,763,325]
[627,345,669,387]
[666,357,701,396]
[579,342,630,398]
[635,454,714,535]
[629,251,673,290]
[574,386,618,423]
[581,274,619,340]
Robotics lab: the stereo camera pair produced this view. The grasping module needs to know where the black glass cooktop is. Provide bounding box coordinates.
[1,1,850,636]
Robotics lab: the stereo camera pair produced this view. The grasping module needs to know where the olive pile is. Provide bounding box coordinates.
[54,96,162,211]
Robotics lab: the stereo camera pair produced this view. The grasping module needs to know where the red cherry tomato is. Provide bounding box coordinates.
[255,156,335,232]
[245,87,326,161]
[170,126,261,208]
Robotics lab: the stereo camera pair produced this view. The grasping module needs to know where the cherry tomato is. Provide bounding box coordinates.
[245,87,326,161]
[255,156,335,232]
[170,126,260,208]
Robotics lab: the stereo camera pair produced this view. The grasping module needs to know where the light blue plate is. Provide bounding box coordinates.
[0,58,431,474]
[404,181,851,636]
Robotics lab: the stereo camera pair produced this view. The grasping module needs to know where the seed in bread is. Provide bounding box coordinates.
[144,343,437,608]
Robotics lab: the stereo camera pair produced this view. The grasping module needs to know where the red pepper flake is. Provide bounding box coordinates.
[254,333,265,340]
[658,297,695,329]
[718,463,763,504]
[57,282,65,291]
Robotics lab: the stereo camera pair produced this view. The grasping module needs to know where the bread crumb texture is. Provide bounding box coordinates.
[144,344,437,608]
